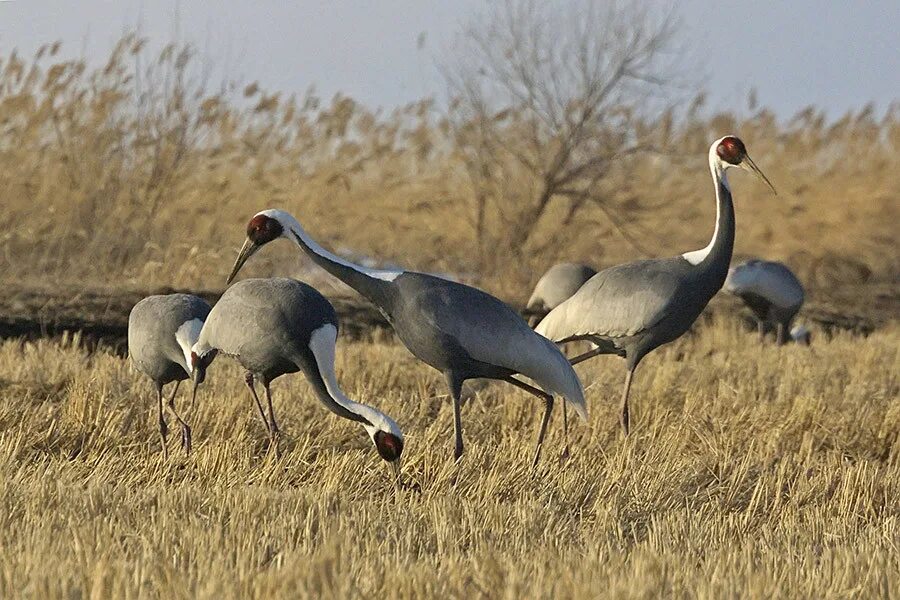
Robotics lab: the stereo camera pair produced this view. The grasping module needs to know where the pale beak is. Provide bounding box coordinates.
[390,460,402,490]
[743,155,777,196]
[227,238,259,284]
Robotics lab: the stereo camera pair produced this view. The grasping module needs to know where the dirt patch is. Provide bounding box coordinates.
[0,281,895,354]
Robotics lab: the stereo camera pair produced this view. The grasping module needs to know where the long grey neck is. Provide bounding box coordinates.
[682,160,736,297]
[280,213,401,311]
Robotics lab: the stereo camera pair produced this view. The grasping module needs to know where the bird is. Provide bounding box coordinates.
[724,259,806,345]
[188,277,404,473]
[525,262,597,326]
[536,136,776,435]
[128,293,212,457]
[225,212,587,468]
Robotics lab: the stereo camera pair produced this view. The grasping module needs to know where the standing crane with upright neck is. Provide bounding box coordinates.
[536,136,777,435]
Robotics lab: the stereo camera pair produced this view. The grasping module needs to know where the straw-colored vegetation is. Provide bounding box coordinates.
[0,319,897,597]
[0,35,897,299]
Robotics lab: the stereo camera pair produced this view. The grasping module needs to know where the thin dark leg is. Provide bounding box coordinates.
[620,368,635,436]
[776,322,787,346]
[244,372,271,433]
[561,401,570,459]
[757,320,766,344]
[502,376,554,469]
[569,346,606,366]
[156,383,168,459]
[445,372,465,461]
[165,380,192,455]
[263,380,281,458]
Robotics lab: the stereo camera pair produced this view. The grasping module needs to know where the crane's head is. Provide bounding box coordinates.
[188,347,217,406]
[356,408,404,485]
[227,209,291,284]
[712,136,777,195]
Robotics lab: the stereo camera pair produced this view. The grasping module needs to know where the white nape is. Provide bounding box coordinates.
[175,318,204,373]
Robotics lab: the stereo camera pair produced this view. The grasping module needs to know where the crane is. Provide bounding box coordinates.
[225,212,586,467]
[536,136,776,435]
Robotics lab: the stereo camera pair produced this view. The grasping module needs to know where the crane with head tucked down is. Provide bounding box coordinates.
[724,259,807,345]
[525,262,597,326]
[128,293,212,457]
[536,136,777,435]
[225,212,587,468]
[189,277,404,473]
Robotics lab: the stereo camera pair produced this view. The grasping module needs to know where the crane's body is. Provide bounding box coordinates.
[190,277,403,465]
[227,211,586,467]
[526,262,597,326]
[537,136,776,434]
[724,259,805,344]
[128,293,212,456]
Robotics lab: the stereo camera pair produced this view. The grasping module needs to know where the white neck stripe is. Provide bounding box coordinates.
[269,210,404,282]
[682,146,731,266]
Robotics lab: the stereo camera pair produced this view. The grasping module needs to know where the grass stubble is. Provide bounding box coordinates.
[0,318,896,598]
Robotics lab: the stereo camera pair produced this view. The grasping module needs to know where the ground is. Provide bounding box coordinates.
[0,318,896,598]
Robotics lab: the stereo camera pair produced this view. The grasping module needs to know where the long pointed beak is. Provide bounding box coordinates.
[190,371,201,410]
[390,460,402,490]
[227,238,258,284]
[743,155,777,196]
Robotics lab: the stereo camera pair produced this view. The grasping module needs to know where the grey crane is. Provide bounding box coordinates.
[225,213,586,468]
[536,136,776,435]
[525,262,597,326]
[189,277,404,471]
[724,259,807,345]
[128,293,212,457]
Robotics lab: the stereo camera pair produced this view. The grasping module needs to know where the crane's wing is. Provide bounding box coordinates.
[536,259,683,342]
[402,277,586,419]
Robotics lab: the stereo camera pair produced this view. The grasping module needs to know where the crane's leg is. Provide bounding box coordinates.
[445,372,465,461]
[560,401,570,460]
[244,372,271,434]
[156,383,169,459]
[757,320,766,344]
[776,322,787,346]
[620,368,635,436]
[502,376,554,469]
[165,380,192,455]
[262,379,281,458]
[568,346,606,366]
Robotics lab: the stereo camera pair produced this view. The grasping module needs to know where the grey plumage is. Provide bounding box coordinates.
[724,259,805,345]
[190,277,404,464]
[128,293,211,456]
[526,262,597,326]
[227,210,586,467]
[537,136,776,434]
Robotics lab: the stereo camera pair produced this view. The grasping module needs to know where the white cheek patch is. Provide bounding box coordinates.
[175,318,205,373]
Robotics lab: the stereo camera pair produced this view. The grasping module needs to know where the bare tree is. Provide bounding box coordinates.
[443,0,684,267]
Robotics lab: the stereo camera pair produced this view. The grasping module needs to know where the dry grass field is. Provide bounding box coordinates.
[0,319,897,598]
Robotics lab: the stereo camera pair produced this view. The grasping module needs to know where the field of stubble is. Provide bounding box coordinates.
[0,318,897,598]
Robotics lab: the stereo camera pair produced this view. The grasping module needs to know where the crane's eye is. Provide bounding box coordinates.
[716,136,746,165]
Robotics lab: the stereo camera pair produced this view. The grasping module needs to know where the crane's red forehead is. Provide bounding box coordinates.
[248,214,271,231]
[716,136,746,164]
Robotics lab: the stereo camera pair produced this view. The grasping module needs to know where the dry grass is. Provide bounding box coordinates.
[0,38,897,300]
[0,319,897,598]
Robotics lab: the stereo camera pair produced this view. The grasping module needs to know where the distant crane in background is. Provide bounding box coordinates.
[128,294,211,457]
[537,136,777,435]
[225,211,587,468]
[525,262,597,326]
[189,277,404,473]
[724,259,808,345]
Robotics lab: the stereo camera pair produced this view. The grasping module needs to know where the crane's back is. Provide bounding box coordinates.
[198,278,337,378]
[128,294,211,383]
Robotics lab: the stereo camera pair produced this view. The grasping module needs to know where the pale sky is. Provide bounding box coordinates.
[0,1,897,118]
